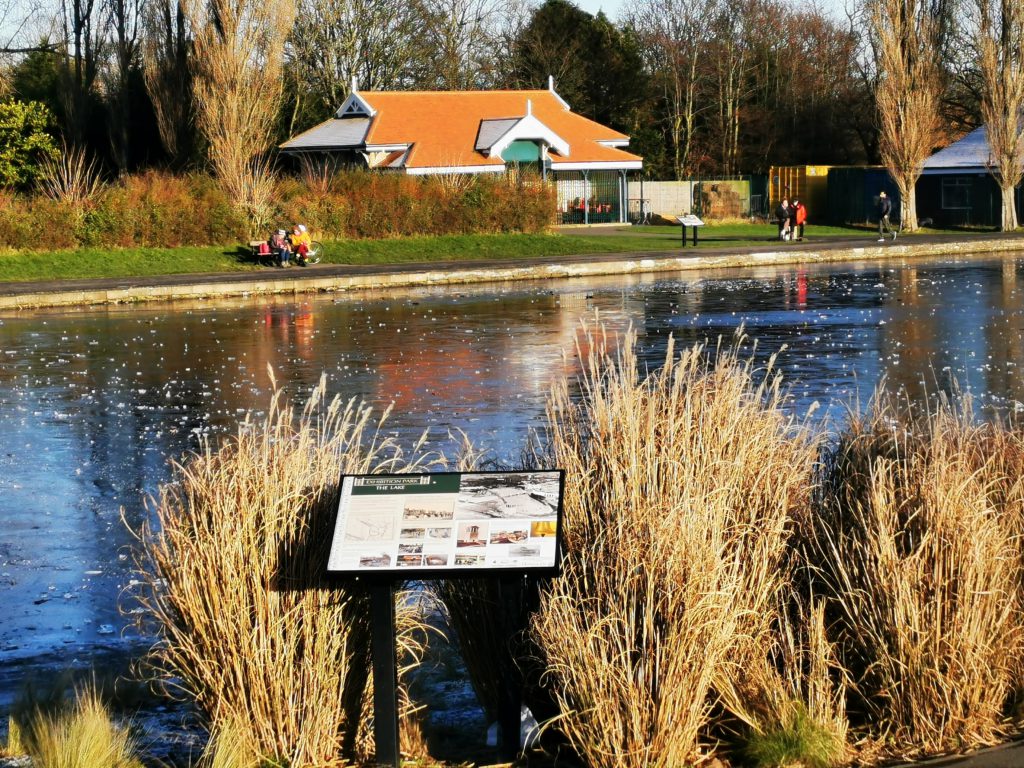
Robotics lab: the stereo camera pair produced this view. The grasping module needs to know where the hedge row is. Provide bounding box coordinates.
[0,170,556,250]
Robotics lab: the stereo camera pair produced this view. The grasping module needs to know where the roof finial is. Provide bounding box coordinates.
[351,74,358,93]
[548,74,554,91]
[527,98,532,116]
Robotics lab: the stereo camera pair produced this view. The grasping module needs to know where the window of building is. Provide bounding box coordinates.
[941,177,972,209]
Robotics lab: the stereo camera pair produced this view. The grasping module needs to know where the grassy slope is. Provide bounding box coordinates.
[0,223,951,284]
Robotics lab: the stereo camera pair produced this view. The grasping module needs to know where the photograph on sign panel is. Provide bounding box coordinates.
[427,526,452,540]
[454,554,485,566]
[398,543,423,554]
[489,526,529,545]
[454,472,560,520]
[400,527,426,540]
[402,498,455,521]
[531,520,557,537]
[359,553,391,568]
[397,555,423,567]
[424,554,449,566]
[456,522,488,547]
[510,544,541,558]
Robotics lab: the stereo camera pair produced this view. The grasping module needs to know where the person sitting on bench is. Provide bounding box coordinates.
[269,229,292,267]
[290,224,311,266]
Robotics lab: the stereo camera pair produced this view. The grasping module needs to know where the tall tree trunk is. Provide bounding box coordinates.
[1000,183,1019,230]
[872,0,943,232]
[977,0,1024,231]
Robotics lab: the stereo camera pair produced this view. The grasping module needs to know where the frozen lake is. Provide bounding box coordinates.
[2,252,1024,680]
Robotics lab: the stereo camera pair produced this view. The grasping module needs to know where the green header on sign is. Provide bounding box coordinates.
[351,474,462,495]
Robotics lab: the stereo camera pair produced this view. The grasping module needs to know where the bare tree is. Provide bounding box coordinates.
[58,0,105,143]
[873,0,944,230]
[977,0,1024,230]
[627,0,714,179]
[289,0,421,114]
[712,0,755,176]
[142,0,193,162]
[104,0,143,170]
[182,0,296,220]
[0,0,55,57]
[416,0,503,89]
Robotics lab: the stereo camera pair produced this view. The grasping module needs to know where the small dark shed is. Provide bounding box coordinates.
[919,126,1024,227]
[826,167,899,226]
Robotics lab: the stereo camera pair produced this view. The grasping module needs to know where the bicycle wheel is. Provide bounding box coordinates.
[305,241,323,264]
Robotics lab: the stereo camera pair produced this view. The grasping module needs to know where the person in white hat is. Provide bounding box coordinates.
[269,228,292,266]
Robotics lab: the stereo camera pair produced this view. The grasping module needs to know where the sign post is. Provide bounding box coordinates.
[369,581,399,767]
[327,470,565,765]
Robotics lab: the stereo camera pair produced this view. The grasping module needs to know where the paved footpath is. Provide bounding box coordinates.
[3,231,1024,311]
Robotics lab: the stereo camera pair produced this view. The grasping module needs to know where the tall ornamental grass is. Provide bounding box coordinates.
[135,374,438,765]
[530,326,834,767]
[806,397,1024,756]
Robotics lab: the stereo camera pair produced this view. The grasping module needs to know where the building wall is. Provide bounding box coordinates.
[626,180,693,219]
[916,174,1002,227]
[826,167,899,225]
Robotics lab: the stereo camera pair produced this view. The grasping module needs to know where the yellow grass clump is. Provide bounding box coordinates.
[135,372,438,765]
[26,685,142,768]
[530,324,835,767]
[0,715,25,758]
[806,396,1024,756]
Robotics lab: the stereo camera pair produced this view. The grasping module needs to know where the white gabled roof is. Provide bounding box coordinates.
[922,126,992,174]
[478,113,570,157]
[335,92,375,118]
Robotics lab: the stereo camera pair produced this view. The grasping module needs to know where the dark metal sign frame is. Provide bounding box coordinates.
[326,470,565,581]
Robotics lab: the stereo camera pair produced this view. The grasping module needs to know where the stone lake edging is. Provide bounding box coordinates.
[2,236,1024,310]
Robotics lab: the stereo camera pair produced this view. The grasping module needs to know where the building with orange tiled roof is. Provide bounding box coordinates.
[280,78,643,224]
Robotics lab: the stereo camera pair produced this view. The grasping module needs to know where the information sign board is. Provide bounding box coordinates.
[327,470,564,577]
[680,214,705,227]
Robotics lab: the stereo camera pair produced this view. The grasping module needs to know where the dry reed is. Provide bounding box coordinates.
[530,324,825,767]
[806,396,1024,756]
[135,373,439,765]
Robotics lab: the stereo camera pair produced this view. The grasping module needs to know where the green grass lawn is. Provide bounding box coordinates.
[0,223,984,284]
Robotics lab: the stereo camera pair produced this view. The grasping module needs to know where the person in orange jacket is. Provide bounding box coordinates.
[793,199,807,241]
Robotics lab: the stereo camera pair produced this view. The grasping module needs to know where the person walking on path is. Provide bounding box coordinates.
[793,199,807,241]
[776,198,792,240]
[878,191,896,241]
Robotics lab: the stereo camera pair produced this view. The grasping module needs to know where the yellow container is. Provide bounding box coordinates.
[769,165,833,221]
